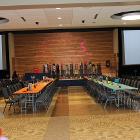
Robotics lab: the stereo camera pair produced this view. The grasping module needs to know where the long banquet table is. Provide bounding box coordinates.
[14,80,54,112]
[85,77,138,107]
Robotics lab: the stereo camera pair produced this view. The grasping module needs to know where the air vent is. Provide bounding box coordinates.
[21,17,26,22]
[94,14,98,19]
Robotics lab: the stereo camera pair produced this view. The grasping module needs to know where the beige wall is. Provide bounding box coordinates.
[8,33,15,78]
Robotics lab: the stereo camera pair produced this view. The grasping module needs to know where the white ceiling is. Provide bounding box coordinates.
[0,0,139,6]
[0,0,140,31]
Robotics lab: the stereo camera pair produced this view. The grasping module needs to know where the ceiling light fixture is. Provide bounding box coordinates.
[56,8,61,9]
[57,17,62,20]
[0,17,9,24]
[121,13,140,20]
[111,10,140,21]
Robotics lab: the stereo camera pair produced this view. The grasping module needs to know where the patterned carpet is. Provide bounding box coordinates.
[0,117,50,140]
[0,86,140,140]
[70,113,140,140]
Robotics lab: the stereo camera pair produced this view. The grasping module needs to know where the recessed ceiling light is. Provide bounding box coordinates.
[111,11,140,21]
[35,22,39,25]
[121,13,140,20]
[56,8,61,9]
[57,17,62,20]
[0,17,9,24]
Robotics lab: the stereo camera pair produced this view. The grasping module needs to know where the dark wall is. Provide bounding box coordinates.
[0,34,10,79]
[0,70,9,79]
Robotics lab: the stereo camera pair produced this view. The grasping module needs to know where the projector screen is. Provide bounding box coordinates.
[122,30,140,65]
[0,35,7,70]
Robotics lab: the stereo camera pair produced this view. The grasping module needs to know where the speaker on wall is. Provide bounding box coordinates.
[106,60,110,68]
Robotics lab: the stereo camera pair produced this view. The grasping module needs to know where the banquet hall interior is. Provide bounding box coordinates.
[0,0,140,140]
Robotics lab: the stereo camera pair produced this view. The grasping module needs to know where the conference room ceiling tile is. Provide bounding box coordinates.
[0,10,23,28]
[16,9,48,26]
[72,7,102,26]
[98,5,140,26]
[0,0,139,6]
[0,3,140,30]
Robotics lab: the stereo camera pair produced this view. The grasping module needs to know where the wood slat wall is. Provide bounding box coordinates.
[14,31,116,76]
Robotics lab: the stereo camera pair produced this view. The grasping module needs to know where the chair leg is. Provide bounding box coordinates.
[33,102,36,112]
[104,99,108,109]
[21,102,27,113]
[3,103,7,113]
[9,103,12,110]
[97,96,100,103]
[13,103,16,113]
[109,100,112,107]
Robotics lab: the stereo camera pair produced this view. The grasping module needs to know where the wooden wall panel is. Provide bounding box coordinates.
[14,31,116,76]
